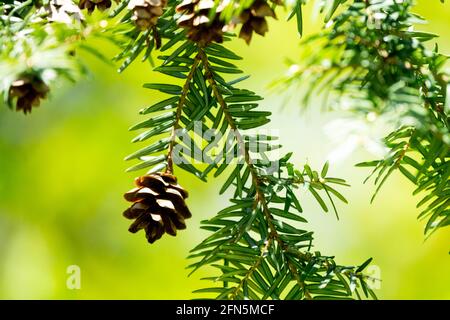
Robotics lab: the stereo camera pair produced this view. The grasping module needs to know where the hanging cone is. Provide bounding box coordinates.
[123,172,191,244]
[176,0,228,45]
[238,0,276,44]
[128,0,167,30]
[9,75,49,114]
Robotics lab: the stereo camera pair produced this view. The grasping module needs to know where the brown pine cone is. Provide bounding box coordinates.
[176,0,227,45]
[128,0,167,30]
[123,172,192,244]
[78,0,113,14]
[238,0,276,44]
[9,76,49,114]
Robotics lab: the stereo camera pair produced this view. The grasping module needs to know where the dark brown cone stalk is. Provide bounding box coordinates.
[78,0,113,14]
[128,0,167,30]
[9,76,49,114]
[270,0,283,5]
[238,0,276,44]
[176,0,227,45]
[123,172,191,244]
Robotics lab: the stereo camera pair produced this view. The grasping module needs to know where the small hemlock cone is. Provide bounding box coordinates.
[176,0,227,45]
[238,0,276,44]
[128,0,167,30]
[78,0,113,14]
[123,173,192,244]
[9,76,49,114]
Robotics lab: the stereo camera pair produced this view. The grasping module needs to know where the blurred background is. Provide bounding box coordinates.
[0,0,449,299]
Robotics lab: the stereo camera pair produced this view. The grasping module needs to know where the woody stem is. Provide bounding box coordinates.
[198,47,312,300]
[166,53,201,174]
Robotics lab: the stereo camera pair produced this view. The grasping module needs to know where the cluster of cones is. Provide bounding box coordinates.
[77,0,279,45]
[176,0,279,45]
[77,0,167,30]
[78,0,116,13]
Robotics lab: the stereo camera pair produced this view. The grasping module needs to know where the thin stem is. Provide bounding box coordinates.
[166,53,201,174]
[152,26,161,49]
[229,238,272,299]
[199,47,312,300]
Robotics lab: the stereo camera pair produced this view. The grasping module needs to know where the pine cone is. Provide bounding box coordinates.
[238,0,276,44]
[128,0,167,30]
[78,0,112,14]
[176,0,227,45]
[9,76,49,114]
[123,172,192,244]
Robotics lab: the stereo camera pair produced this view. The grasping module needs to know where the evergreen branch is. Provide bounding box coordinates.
[200,46,313,299]
[1,0,381,300]
[283,0,450,237]
[167,53,201,173]
[3,0,447,301]
[199,47,276,242]
[228,237,273,300]
[189,45,375,300]
[358,126,449,236]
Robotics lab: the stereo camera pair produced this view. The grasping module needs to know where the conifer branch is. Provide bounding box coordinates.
[283,0,450,237]
[199,46,314,299]
[166,53,201,173]
[0,0,397,300]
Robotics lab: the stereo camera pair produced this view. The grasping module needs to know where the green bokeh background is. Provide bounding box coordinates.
[0,1,449,299]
